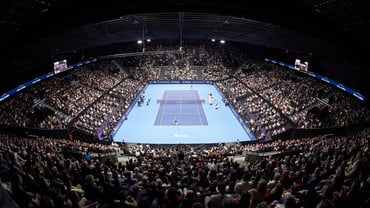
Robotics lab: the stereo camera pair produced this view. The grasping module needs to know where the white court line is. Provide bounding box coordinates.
[192,93,206,125]
[162,90,205,125]
[179,94,183,114]
[159,93,169,125]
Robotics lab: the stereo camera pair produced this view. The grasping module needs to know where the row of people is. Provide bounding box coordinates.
[0,41,369,143]
[0,124,369,207]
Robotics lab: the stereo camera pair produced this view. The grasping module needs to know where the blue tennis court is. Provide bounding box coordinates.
[155,90,208,126]
[111,81,256,144]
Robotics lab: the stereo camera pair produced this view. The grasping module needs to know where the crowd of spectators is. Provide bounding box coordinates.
[0,125,369,208]
[0,40,369,142]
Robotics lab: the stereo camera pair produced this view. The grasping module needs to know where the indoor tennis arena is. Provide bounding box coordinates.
[0,1,369,208]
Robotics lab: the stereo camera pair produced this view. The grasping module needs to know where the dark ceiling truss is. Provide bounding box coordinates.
[0,0,369,53]
[13,11,348,61]
[0,0,57,46]
[0,1,369,66]
[179,12,184,48]
[0,0,370,102]
[303,0,370,46]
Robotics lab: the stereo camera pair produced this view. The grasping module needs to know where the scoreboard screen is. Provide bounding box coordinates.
[53,59,68,74]
[294,58,308,73]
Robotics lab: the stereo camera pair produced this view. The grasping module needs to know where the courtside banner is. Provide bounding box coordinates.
[0,59,97,102]
[307,71,365,101]
[265,58,365,101]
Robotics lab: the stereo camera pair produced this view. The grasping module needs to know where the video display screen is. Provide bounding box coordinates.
[53,59,68,74]
[294,58,308,73]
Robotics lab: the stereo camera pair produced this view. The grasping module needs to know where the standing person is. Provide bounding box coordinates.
[192,201,205,208]
[0,177,19,208]
[174,116,179,125]
[205,181,232,208]
[162,186,182,208]
[248,179,268,208]
[234,172,253,194]
[82,174,103,206]
[237,190,251,208]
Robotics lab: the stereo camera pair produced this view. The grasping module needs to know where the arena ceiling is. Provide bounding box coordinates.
[0,0,369,96]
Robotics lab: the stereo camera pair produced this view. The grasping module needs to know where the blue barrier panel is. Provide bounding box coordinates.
[265,58,365,101]
[0,59,97,103]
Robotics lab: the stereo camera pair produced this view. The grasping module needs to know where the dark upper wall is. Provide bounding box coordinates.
[1,1,369,104]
